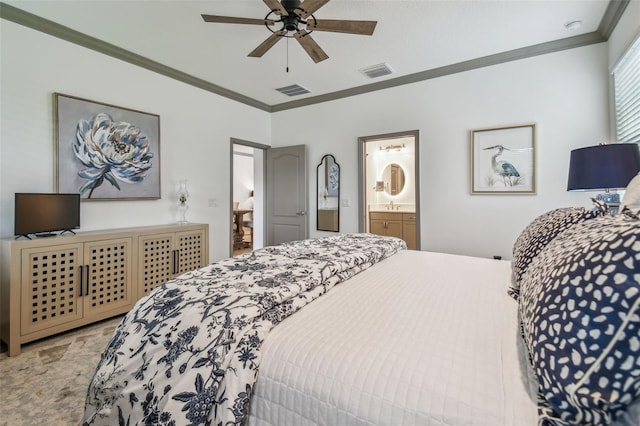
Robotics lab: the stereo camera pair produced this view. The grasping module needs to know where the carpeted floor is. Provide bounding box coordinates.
[0,316,123,426]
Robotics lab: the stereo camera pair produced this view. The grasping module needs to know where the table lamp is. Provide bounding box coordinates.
[567,143,640,213]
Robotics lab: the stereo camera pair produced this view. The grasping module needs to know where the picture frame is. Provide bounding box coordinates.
[471,123,536,194]
[326,157,339,197]
[54,93,161,200]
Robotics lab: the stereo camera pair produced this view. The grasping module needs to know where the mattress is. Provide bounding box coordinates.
[247,250,539,426]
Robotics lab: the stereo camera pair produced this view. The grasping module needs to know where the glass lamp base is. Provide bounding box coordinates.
[596,192,620,214]
[177,203,189,223]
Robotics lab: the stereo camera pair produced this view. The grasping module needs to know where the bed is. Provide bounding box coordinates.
[246,250,537,426]
[83,206,640,426]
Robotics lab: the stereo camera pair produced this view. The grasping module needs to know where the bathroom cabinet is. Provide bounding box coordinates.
[369,212,416,249]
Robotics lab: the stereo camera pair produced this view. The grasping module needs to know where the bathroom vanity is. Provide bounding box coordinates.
[369,209,416,249]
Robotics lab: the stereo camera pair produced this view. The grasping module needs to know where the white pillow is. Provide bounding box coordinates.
[621,172,640,210]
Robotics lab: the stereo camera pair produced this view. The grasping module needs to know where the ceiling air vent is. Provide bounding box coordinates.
[360,62,393,79]
[275,84,311,97]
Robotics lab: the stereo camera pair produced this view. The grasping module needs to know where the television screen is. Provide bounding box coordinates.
[14,193,80,237]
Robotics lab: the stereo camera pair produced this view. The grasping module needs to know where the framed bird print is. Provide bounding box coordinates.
[471,123,536,194]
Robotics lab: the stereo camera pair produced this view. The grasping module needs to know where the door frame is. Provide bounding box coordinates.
[358,130,421,249]
[230,138,269,257]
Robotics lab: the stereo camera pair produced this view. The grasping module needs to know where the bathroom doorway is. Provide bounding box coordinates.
[358,130,420,250]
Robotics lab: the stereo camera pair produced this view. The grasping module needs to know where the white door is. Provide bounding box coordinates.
[266,145,308,245]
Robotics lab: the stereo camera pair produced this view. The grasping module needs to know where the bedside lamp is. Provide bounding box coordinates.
[567,143,640,212]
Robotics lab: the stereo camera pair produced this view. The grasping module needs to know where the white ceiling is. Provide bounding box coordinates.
[3,1,616,110]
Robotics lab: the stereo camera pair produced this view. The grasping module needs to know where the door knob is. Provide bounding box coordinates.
[296,211,306,216]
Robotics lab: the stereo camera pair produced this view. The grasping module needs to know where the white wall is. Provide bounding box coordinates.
[272,44,610,259]
[233,150,254,207]
[4,5,636,261]
[0,21,272,262]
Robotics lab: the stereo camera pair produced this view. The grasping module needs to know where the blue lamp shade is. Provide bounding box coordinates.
[567,143,640,191]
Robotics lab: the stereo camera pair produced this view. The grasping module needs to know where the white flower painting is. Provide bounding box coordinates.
[55,93,160,200]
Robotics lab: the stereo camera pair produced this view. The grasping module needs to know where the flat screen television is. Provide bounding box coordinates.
[14,193,80,238]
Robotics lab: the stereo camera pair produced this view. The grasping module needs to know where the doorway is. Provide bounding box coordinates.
[358,130,420,250]
[231,139,267,257]
[231,141,309,256]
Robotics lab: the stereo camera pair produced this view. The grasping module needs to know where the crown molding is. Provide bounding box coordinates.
[1,0,629,113]
[0,2,272,112]
[271,31,606,112]
[598,0,629,40]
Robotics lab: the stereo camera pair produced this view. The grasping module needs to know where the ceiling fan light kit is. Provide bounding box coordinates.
[201,0,378,63]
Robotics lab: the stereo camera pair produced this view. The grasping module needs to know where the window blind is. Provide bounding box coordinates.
[613,35,640,143]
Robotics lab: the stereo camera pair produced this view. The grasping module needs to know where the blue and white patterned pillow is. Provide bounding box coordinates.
[519,214,640,425]
[510,207,599,300]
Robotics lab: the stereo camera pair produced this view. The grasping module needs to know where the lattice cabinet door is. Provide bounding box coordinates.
[82,237,133,318]
[20,243,83,335]
[176,229,207,275]
[138,233,175,298]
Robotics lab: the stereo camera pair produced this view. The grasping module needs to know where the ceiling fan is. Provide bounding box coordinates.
[201,0,377,63]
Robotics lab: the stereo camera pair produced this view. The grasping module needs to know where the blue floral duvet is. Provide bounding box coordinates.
[83,233,406,426]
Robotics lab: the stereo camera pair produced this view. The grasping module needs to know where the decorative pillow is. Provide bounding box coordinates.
[519,214,640,425]
[510,207,599,299]
[621,172,640,211]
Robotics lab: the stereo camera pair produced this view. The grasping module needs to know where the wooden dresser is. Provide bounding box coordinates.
[1,223,209,356]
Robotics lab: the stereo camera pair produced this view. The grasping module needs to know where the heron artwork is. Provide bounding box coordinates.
[483,145,520,187]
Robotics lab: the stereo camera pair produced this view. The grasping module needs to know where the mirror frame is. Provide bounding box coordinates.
[317,154,340,232]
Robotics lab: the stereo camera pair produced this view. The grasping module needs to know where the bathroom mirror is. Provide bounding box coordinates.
[382,163,406,195]
[317,154,340,232]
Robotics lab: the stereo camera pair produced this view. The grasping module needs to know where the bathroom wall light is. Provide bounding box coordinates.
[379,144,405,152]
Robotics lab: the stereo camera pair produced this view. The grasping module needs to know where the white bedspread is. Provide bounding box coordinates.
[247,250,538,426]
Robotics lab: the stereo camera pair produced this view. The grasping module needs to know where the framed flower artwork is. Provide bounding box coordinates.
[54,93,161,200]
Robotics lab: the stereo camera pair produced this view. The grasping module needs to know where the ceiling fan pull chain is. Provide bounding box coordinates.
[286,37,290,72]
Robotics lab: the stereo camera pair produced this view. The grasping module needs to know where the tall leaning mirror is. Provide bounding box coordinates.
[317,154,340,232]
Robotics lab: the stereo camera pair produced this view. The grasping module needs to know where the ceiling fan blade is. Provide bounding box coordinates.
[294,30,329,63]
[294,0,330,19]
[307,19,377,35]
[263,0,289,16]
[248,30,287,58]
[202,14,275,26]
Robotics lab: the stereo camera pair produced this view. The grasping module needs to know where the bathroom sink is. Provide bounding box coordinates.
[369,205,415,213]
